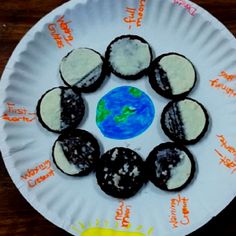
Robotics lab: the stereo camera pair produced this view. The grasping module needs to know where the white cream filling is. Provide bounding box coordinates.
[110,38,151,76]
[166,151,192,189]
[60,48,103,87]
[178,99,206,140]
[77,65,102,87]
[111,148,119,161]
[40,88,61,130]
[130,166,140,177]
[113,173,121,188]
[159,55,195,95]
[54,142,80,175]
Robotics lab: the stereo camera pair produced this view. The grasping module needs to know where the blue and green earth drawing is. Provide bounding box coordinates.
[96,86,155,140]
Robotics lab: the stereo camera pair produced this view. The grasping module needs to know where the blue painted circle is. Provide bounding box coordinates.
[96,86,155,140]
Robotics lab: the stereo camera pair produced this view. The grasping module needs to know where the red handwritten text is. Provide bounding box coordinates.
[215,134,236,174]
[48,15,74,48]
[21,160,55,188]
[115,200,132,228]
[215,149,236,174]
[210,71,236,97]
[217,135,236,160]
[220,71,236,82]
[123,0,146,29]
[1,102,36,123]
[172,0,197,16]
[169,194,190,229]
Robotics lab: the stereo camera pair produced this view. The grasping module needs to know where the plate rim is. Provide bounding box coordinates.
[0,0,236,235]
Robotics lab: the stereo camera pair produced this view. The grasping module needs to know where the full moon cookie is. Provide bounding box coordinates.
[105,35,153,80]
[37,87,85,133]
[146,142,195,191]
[96,147,146,199]
[161,98,209,144]
[52,129,100,176]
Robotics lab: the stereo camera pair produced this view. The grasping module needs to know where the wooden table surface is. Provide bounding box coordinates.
[0,0,236,235]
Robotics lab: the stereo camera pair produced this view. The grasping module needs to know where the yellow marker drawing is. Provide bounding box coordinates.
[147,227,154,236]
[126,223,132,229]
[71,217,154,236]
[96,219,100,226]
[104,220,109,227]
[81,228,146,236]
[136,225,143,231]
[77,222,85,229]
[71,225,81,234]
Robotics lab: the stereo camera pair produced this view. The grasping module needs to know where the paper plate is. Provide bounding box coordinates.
[1,0,236,235]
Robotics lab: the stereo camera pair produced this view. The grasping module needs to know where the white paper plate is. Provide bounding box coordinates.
[1,0,236,235]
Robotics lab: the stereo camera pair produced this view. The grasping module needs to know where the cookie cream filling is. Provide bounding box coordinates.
[54,141,80,175]
[109,38,151,76]
[40,88,61,130]
[178,99,206,140]
[159,54,195,95]
[60,48,103,87]
[166,151,192,190]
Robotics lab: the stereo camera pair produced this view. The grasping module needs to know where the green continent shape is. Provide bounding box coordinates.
[96,99,111,123]
[114,106,136,123]
[129,87,142,98]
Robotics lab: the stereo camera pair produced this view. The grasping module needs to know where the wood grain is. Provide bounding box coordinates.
[0,0,236,235]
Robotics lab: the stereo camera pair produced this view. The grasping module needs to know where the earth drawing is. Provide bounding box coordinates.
[96,86,155,140]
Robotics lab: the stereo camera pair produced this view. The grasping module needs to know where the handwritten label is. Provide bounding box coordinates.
[21,160,55,188]
[172,0,197,16]
[1,102,36,123]
[215,134,236,174]
[220,71,236,82]
[123,0,146,29]
[48,15,74,48]
[210,71,236,97]
[169,194,190,229]
[115,201,132,228]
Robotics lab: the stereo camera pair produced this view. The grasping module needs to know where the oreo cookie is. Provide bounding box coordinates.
[96,147,146,199]
[149,53,196,99]
[52,129,100,176]
[60,48,106,93]
[161,98,209,145]
[105,35,153,80]
[37,87,85,133]
[146,142,195,191]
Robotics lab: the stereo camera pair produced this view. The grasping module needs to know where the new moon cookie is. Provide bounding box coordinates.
[161,98,209,144]
[60,48,106,92]
[146,142,195,191]
[105,35,153,80]
[37,87,85,133]
[52,129,100,176]
[149,53,196,99]
[96,147,146,199]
